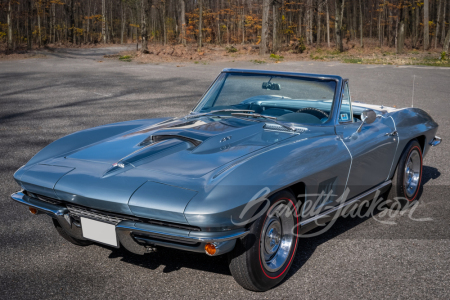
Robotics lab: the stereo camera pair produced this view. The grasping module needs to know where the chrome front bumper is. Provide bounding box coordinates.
[11,191,247,256]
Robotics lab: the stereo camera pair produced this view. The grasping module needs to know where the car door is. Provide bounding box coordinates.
[335,81,398,200]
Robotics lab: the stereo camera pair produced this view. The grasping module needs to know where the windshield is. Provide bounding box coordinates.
[193,72,337,125]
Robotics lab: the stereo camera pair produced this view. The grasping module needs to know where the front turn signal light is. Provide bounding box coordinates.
[205,243,216,256]
[29,207,38,215]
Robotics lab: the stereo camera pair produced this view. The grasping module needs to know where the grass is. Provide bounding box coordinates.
[337,54,450,67]
[342,57,363,64]
[269,53,284,61]
[251,59,266,64]
[119,55,132,62]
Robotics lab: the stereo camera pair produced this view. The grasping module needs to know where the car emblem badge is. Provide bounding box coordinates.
[220,136,232,143]
[112,162,125,168]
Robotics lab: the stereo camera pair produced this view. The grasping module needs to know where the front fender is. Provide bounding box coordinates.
[184,132,351,230]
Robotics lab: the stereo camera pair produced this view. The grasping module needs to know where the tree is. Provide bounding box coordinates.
[273,0,279,52]
[102,0,106,43]
[444,23,450,53]
[326,0,330,48]
[141,0,149,53]
[180,0,186,46]
[260,0,270,55]
[7,0,13,52]
[435,0,442,49]
[27,0,32,50]
[335,0,345,52]
[396,1,405,54]
[198,0,202,50]
[423,0,429,50]
[359,0,363,47]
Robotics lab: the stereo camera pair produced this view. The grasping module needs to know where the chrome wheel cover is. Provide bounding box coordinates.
[261,202,295,272]
[404,149,421,198]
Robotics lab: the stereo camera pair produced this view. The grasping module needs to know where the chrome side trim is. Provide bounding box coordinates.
[387,116,400,180]
[429,136,441,147]
[300,180,392,226]
[339,136,353,189]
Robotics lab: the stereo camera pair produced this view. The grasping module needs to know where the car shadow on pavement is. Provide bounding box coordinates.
[106,245,231,275]
[102,166,440,283]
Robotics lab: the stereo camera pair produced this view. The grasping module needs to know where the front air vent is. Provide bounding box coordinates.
[139,134,202,147]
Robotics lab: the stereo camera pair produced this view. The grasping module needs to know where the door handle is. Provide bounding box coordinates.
[384,130,398,136]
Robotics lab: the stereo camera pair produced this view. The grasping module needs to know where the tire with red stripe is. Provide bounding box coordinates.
[228,190,299,291]
[385,139,423,210]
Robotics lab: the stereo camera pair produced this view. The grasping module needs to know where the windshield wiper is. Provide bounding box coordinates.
[184,109,255,119]
[231,113,297,132]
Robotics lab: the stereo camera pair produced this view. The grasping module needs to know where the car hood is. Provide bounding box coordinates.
[64,116,295,177]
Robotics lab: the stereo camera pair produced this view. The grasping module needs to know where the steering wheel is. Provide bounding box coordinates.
[296,107,329,120]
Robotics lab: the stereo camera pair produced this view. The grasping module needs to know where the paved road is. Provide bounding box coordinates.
[1,47,449,299]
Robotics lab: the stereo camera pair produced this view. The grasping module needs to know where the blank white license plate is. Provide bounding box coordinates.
[81,217,118,247]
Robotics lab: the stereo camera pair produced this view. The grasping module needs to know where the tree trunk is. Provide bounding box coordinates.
[397,1,405,54]
[370,3,373,39]
[335,0,345,52]
[102,0,106,43]
[317,3,321,45]
[359,0,363,47]
[162,0,167,45]
[441,0,446,45]
[298,7,302,38]
[37,2,42,47]
[435,0,442,49]
[424,0,429,50]
[27,0,32,50]
[198,0,202,50]
[180,0,186,45]
[309,0,313,44]
[7,0,13,52]
[52,3,56,43]
[378,1,382,47]
[326,0,330,48]
[413,1,420,48]
[121,2,124,44]
[273,2,278,52]
[260,0,270,55]
[71,0,76,44]
[141,0,149,53]
[444,23,450,53]
[352,0,357,40]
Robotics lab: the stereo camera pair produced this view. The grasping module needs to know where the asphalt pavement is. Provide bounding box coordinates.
[1,46,449,299]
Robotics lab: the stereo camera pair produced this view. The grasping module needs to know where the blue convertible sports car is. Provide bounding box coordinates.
[11,69,441,291]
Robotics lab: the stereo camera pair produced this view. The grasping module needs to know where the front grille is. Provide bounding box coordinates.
[24,191,62,205]
[67,205,125,225]
[23,190,201,231]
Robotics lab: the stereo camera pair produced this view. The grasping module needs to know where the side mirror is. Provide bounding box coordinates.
[356,109,376,133]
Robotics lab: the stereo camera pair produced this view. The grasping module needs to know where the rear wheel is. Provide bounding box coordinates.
[52,219,93,246]
[385,139,423,209]
[228,190,300,291]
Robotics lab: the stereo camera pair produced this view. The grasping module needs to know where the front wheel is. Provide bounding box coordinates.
[385,139,423,209]
[228,190,300,291]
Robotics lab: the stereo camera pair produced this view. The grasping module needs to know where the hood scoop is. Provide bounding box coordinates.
[139,134,202,147]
